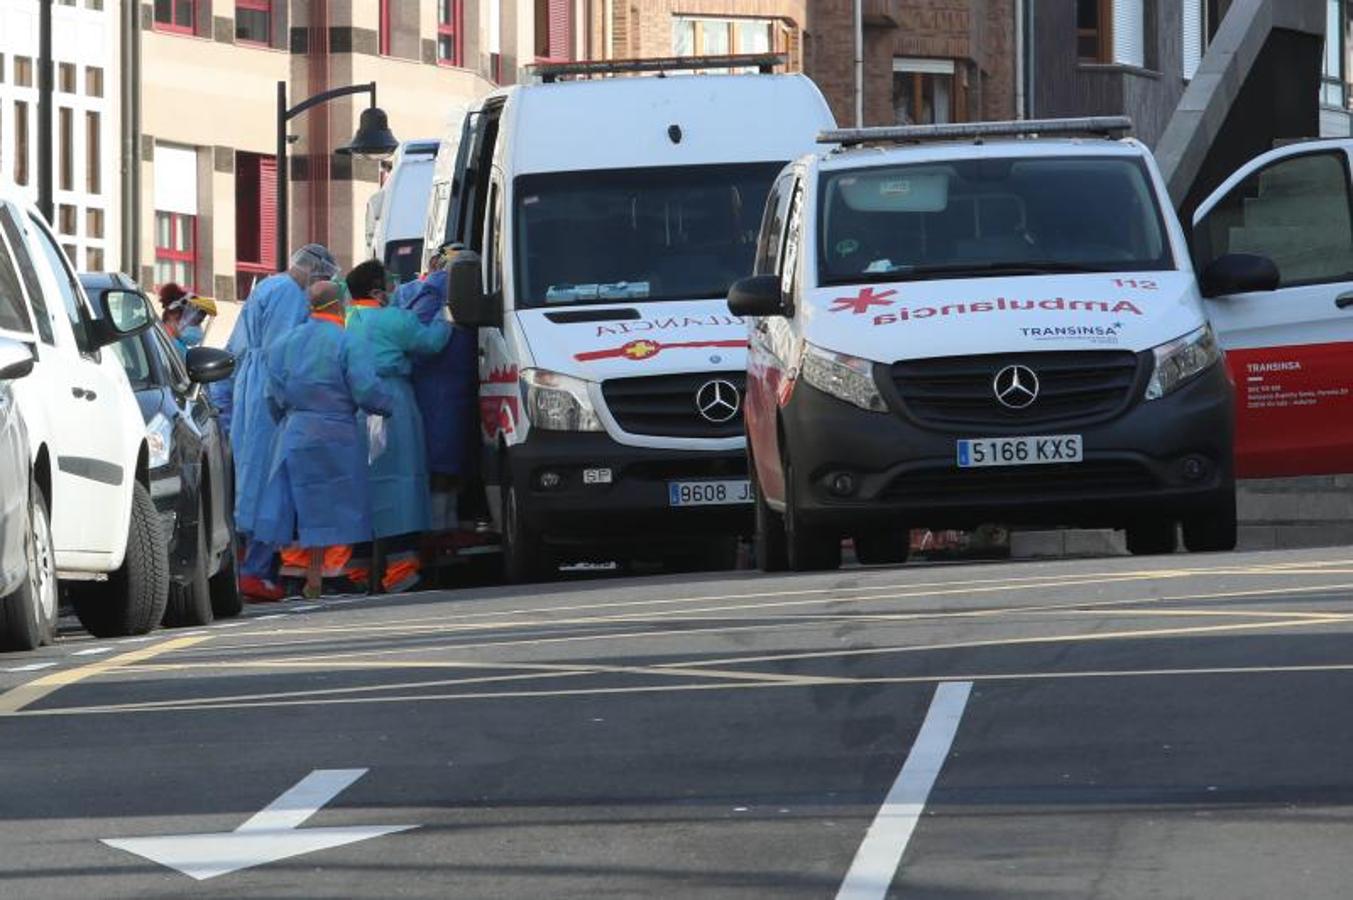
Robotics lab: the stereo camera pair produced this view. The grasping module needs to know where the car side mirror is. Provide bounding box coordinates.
[91,289,154,348]
[727,275,787,317]
[447,251,501,328]
[0,338,34,380]
[185,346,235,385]
[1199,253,1280,299]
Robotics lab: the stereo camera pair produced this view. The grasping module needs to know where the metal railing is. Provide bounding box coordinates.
[819,116,1135,147]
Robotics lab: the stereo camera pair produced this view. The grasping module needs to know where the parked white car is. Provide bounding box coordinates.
[0,187,169,645]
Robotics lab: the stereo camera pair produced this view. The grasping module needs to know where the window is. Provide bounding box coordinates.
[15,57,32,87]
[1197,152,1353,288]
[437,0,463,66]
[155,211,197,290]
[28,214,95,356]
[111,334,155,391]
[754,173,795,276]
[86,66,104,98]
[780,185,804,298]
[86,247,104,271]
[235,152,277,298]
[535,0,571,61]
[513,162,782,308]
[0,209,53,344]
[1322,0,1346,108]
[0,53,5,84]
[0,232,34,336]
[87,208,104,239]
[1183,0,1206,80]
[58,205,77,236]
[86,112,102,194]
[58,63,76,93]
[673,17,775,60]
[1078,0,1145,67]
[13,101,29,186]
[154,0,197,35]
[58,108,74,192]
[236,0,272,46]
[893,59,957,125]
[817,156,1172,285]
[379,0,419,59]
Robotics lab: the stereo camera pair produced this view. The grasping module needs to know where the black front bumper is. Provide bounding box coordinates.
[502,431,752,545]
[781,362,1235,532]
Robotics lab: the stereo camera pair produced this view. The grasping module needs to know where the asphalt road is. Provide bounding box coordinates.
[2,547,1353,898]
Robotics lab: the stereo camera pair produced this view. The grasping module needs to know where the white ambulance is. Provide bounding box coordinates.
[730,118,1302,571]
[433,55,836,581]
[365,139,441,284]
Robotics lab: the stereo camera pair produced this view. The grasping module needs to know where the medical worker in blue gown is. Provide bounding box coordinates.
[343,259,451,593]
[253,281,395,600]
[211,244,339,601]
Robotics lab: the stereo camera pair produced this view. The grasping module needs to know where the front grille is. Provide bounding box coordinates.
[890,351,1143,430]
[880,460,1157,504]
[602,372,746,439]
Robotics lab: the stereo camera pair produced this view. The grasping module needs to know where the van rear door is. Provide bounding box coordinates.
[1193,142,1353,479]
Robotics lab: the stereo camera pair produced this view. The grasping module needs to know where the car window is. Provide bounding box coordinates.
[1195,150,1353,288]
[754,172,795,276]
[111,334,156,392]
[27,214,96,356]
[0,229,34,336]
[150,324,191,391]
[0,207,53,344]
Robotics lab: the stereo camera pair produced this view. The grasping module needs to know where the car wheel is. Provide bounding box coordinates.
[784,458,841,572]
[163,505,213,628]
[1182,493,1238,553]
[751,457,787,573]
[502,479,552,584]
[209,534,243,619]
[0,478,57,651]
[1125,519,1178,556]
[73,481,170,638]
[853,529,911,567]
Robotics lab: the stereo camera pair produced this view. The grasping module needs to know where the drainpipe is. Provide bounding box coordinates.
[120,0,141,275]
[36,0,52,222]
[853,0,863,126]
[1015,0,1025,118]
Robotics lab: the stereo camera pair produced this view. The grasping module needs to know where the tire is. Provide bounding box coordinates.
[1125,519,1178,556]
[502,479,552,584]
[0,478,57,651]
[784,458,841,572]
[163,505,213,628]
[854,529,911,566]
[209,535,243,619]
[73,481,170,638]
[751,456,787,573]
[1182,493,1238,553]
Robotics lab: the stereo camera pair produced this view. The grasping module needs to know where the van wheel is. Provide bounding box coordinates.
[854,529,911,566]
[164,505,213,628]
[209,535,243,619]
[751,460,787,573]
[73,481,170,638]
[1182,494,1238,553]
[0,478,57,651]
[784,459,840,572]
[1125,519,1178,556]
[502,480,552,584]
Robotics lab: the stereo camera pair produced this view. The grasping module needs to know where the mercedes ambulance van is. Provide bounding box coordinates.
[365,139,441,284]
[730,118,1286,571]
[432,55,836,581]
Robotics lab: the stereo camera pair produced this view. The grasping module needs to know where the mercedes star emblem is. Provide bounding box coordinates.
[695,379,741,424]
[992,364,1040,410]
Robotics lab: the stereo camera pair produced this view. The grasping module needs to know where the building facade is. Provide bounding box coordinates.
[0,0,121,274]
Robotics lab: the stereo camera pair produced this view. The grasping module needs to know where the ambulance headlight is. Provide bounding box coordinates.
[1145,325,1222,401]
[521,369,603,432]
[800,343,887,413]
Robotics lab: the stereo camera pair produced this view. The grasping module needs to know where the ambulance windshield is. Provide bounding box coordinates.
[514,163,782,307]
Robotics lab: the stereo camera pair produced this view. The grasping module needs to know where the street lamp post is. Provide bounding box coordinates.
[274,81,399,272]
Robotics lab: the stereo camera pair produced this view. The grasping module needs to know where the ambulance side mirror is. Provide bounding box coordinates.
[447,251,501,327]
[727,275,787,318]
[1199,253,1280,299]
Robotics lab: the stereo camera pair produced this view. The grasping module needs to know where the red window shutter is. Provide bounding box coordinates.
[547,0,570,60]
[259,156,278,267]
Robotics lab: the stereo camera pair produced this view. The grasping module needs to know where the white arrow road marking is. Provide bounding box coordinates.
[101,768,418,881]
[836,681,973,900]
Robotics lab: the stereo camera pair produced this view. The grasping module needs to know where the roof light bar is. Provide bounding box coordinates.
[530,54,786,83]
[819,116,1135,147]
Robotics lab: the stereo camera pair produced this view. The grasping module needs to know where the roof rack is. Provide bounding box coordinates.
[819,116,1135,147]
[530,53,786,83]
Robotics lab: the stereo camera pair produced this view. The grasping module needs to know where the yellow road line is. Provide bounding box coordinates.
[0,635,210,715]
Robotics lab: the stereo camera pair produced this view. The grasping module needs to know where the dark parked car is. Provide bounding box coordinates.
[81,274,241,626]
[0,336,56,650]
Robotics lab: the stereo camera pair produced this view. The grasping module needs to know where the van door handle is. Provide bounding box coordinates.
[71,387,86,399]
[1336,292,1353,309]
[84,389,97,401]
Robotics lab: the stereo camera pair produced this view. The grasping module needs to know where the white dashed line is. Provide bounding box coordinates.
[250,614,287,622]
[835,681,973,900]
[71,647,113,657]
[213,621,249,628]
[288,604,321,613]
[5,662,57,672]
